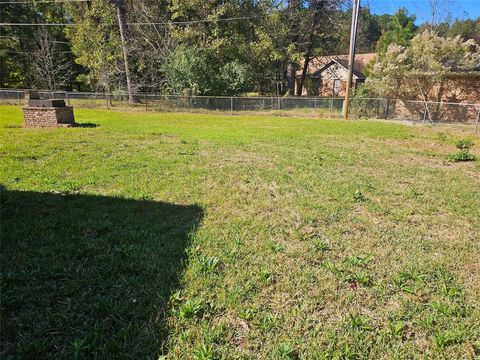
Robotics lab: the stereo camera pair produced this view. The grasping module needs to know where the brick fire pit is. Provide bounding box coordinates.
[23,91,76,128]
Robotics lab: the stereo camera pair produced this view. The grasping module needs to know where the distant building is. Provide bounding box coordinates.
[294,53,376,97]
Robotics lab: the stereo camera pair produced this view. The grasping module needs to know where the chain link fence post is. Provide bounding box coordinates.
[422,102,428,124]
[475,107,480,134]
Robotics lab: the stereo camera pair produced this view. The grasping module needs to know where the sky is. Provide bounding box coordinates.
[364,0,480,24]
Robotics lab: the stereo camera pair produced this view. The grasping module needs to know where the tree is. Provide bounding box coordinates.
[366,31,480,105]
[109,0,135,103]
[161,45,251,95]
[285,0,301,96]
[425,0,455,31]
[356,7,382,53]
[66,0,123,92]
[375,8,417,54]
[27,30,73,90]
[296,0,326,96]
[448,17,480,43]
[0,2,73,88]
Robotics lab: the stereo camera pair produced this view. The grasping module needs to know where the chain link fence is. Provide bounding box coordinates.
[1,89,479,132]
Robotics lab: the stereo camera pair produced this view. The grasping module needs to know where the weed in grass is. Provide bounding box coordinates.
[346,271,372,286]
[339,342,357,360]
[274,342,298,359]
[387,320,405,339]
[431,300,467,318]
[312,238,331,252]
[197,255,221,274]
[268,240,285,253]
[449,139,476,162]
[346,313,372,331]
[177,299,203,320]
[193,343,214,360]
[323,261,342,277]
[343,255,371,268]
[449,150,476,162]
[434,329,465,348]
[72,338,89,360]
[419,312,437,329]
[256,312,280,332]
[353,190,367,202]
[259,268,274,285]
[324,260,373,287]
[437,132,448,142]
[392,267,427,294]
[238,308,255,321]
[455,139,474,150]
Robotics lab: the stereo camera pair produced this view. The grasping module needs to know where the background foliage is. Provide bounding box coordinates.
[1,1,479,96]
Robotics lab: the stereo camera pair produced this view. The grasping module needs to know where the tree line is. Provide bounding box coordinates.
[1,0,479,97]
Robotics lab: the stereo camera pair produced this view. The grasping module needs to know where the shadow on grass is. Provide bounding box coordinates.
[73,123,99,128]
[0,187,203,358]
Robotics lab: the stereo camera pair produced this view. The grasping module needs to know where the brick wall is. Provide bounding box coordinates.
[23,106,75,128]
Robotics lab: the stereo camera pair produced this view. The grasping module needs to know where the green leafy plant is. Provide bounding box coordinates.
[198,256,221,274]
[177,299,203,319]
[388,320,405,338]
[434,329,464,348]
[346,313,372,331]
[313,239,331,252]
[353,190,367,202]
[455,139,474,150]
[449,150,476,162]
[449,139,476,162]
[72,338,89,360]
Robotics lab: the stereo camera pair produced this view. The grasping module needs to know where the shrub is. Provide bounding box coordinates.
[449,150,476,162]
[455,139,474,150]
[449,139,476,162]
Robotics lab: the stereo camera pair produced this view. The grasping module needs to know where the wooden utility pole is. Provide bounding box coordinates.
[111,0,135,104]
[344,0,360,120]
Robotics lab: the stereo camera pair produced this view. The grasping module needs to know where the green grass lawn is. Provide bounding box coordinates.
[1,105,479,359]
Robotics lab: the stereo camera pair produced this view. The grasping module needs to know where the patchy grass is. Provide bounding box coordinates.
[1,105,479,359]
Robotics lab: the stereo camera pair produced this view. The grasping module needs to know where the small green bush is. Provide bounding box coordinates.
[449,150,476,162]
[449,139,476,162]
[455,139,474,150]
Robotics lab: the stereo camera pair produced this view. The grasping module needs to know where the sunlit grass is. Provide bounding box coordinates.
[1,105,479,358]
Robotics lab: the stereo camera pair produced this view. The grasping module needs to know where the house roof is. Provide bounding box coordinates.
[295,53,376,79]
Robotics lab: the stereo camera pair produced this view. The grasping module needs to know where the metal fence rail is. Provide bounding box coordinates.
[1,89,479,131]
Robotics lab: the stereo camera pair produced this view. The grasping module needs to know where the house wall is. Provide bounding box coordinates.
[439,76,480,104]
[296,63,363,97]
[322,63,349,80]
[297,78,364,97]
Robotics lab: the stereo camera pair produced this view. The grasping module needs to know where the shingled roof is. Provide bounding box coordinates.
[295,53,376,78]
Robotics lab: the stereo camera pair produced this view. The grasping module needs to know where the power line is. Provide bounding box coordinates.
[0,0,89,4]
[0,16,256,27]
[0,22,75,26]
[0,35,70,43]
[1,49,72,54]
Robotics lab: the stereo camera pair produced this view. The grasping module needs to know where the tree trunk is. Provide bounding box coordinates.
[113,0,135,103]
[286,61,296,96]
[286,0,300,96]
[296,0,325,96]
